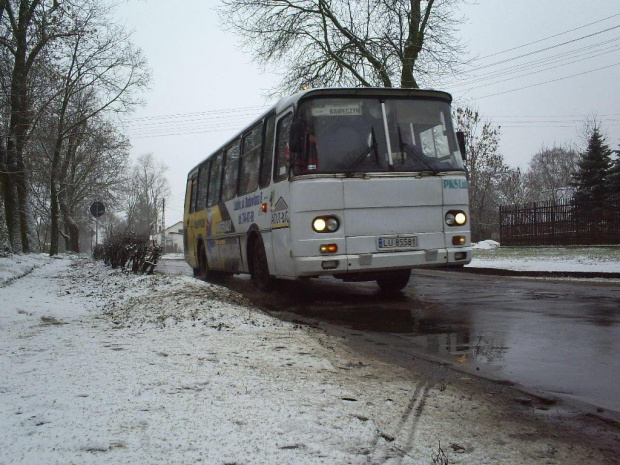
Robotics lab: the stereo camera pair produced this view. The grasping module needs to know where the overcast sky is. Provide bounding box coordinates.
[114,0,620,226]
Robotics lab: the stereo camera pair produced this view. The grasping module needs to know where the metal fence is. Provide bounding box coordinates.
[499,195,620,246]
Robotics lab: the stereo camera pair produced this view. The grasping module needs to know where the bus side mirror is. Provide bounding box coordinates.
[456,131,467,162]
[289,120,304,153]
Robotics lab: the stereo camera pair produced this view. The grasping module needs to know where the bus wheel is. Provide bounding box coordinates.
[251,237,274,292]
[376,269,411,293]
[198,242,209,280]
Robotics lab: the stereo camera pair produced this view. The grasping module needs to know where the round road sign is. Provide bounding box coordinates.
[90,201,105,218]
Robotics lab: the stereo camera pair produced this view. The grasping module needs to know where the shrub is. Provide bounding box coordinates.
[92,244,105,261]
[97,232,162,274]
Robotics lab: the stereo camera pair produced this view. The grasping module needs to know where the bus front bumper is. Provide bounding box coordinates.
[293,247,472,277]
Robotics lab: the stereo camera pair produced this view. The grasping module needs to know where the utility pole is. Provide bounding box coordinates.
[161,198,166,250]
[153,196,158,243]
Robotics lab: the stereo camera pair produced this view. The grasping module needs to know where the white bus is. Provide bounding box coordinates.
[184,88,471,292]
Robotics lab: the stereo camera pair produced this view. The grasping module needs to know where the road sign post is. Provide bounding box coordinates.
[90,201,106,246]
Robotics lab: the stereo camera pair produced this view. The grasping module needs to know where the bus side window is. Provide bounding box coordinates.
[189,177,198,213]
[195,160,210,211]
[207,152,223,207]
[274,113,292,183]
[222,139,241,202]
[259,114,275,189]
[239,123,262,196]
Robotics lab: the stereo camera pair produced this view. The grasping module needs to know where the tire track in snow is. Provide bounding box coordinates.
[0,256,52,288]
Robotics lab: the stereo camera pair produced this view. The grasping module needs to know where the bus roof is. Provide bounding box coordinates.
[274,87,452,114]
[187,87,453,178]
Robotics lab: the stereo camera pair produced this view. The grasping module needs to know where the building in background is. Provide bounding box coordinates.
[162,221,184,253]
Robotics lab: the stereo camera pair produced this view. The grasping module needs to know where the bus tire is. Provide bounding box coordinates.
[251,236,274,292]
[198,241,209,280]
[376,269,411,293]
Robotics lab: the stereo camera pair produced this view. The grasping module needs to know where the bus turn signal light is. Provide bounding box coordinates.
[452,236,466,246]
[320,244,338,254]
[261,203,268,213]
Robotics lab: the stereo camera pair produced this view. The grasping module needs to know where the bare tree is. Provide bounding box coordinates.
[454,106,508,241]
[0,0,75,253]
[219,0,465,95]
[499,167,531,206]
[123,153,170,239]
[27,116,131,252]
[1,0,148,254]
[526,145,580,202]
[42,3,149,255]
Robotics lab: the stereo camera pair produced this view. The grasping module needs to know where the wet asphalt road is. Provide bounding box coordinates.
[158,258,620,414]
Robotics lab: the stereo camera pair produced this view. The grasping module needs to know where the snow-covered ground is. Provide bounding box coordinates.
[0,253,51,286]
[467,241,620,274]
[0,254,617,464]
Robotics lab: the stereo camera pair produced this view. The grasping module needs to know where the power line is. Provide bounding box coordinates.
[124,105,270,123]
[456,46,620,94]
[124,112,266,129]
[460,24,620,75]
[486,114,620,118]
[125,116,262,135]
[475,62,620,99]
[124,118,266,135]
[470,13,620,62]
[129,126,241,139]
[448,38,620,90]
[500,124,620,129]
[122,105,271,139]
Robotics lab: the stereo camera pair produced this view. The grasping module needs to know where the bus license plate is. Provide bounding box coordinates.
[377,235,417,250]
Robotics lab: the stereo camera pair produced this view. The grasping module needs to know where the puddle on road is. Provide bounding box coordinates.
[256,280,512,370]
[406,332,509,365]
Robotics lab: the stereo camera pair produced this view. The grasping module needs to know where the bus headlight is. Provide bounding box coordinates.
[445,211,467,226]
[313,216,340,233]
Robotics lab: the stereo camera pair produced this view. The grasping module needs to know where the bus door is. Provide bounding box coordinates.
[270,112,295,277]
[185,175,200,267]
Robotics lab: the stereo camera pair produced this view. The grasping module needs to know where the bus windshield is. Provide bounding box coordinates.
[292,97,464,175]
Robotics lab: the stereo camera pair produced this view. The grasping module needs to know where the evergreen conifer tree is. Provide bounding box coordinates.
[607,147,620,195]
[571,128,612,206]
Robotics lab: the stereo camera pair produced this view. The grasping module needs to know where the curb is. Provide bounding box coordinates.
[459,267,620,280]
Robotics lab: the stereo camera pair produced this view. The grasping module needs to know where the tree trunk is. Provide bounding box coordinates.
[49,179,60,256]
[2,141,24,253]
[49,134,64,256]
[5,3,33,253]
[15,154,32,252]
[400,0,432,89]
[62,211,80,252]
[59,193,80,253]
[58,125,83,254]
[3,0,64,254]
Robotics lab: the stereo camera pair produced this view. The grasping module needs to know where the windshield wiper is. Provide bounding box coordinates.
[397,126,438,174]
[348,127,381,171]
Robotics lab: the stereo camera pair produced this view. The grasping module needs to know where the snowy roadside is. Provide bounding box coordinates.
[466,241,620,275]
[467,256,620,274]
[0,253,51,287]
[1,256,617,464]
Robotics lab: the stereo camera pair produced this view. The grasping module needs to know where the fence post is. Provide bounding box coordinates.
[533,202,538,243]
[499,206,503,245]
